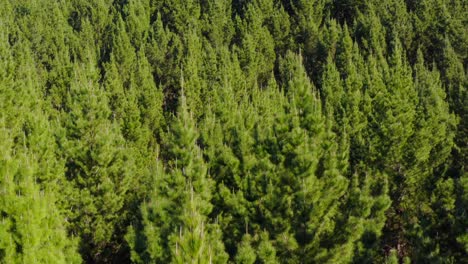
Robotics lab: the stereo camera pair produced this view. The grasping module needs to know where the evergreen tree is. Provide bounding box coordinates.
[127,90,227,263]
[124,0,151,49]
[285,0,327,66]
[1,1,466,262]
[234,0,276,87]
[235,235,256,264]
[0,133,81,264]
[58,59,134,263]
[0,30,80,263]
[401,49,459,263]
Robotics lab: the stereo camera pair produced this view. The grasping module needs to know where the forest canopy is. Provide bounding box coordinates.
[0,0,466,263]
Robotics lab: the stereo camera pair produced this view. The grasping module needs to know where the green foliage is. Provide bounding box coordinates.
[0,30,80,263]
[58,62,135,262]
[0,133,81,264]
[1,0,466,263]
[127,92,227,263]
[235,234,256,264]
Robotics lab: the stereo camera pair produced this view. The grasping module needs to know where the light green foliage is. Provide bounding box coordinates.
[128,92,227,263]
[0,0,466,263]
[0,28,80,263]
[385,249,398,264]
[124,0,152,48]
[235,235,256,264]
[0,134,81,264]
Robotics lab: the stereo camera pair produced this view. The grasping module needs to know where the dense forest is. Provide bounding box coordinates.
[0,0,466,263]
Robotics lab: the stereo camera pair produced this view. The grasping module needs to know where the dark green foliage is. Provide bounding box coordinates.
[0,0,466,263]
[57,61,136,263]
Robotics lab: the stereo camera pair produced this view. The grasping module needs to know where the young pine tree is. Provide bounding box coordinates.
[57,59,135,262]
[127,90,227,263]
[0,130,81,264]
[0,32,80,263]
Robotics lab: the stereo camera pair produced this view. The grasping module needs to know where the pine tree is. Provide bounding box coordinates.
[182,30,206,117]
[125,160,166,264]
[234,0,276,87]
[335,26,368,151]
[128,90,227,263]
[103,13,141,141]
[200,0,234,49]
[124,0,151,49]
[409,50,456,177]
[400,49,459,263]
[235,235,256,264]
[0,30,80,263]
[278,53,370,263]
[378,37,417,170]
[374,0,412,51]
[367,37,418,261]
[170,185,227,264]
[104,12,166,223]
[57,59,134,262]
[196,79,252,257]
[440,37,467,182]
[133,49,164,138]
[1,1,467,262]
[322,54,346,128]
[354,4,387,55]
[257,232,278,264]
[146,11,184,112]
[0,135,81,264]
[286,0,327,64]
